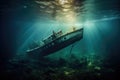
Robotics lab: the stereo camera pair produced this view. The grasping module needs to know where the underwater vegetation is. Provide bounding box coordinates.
[0,53,119,80]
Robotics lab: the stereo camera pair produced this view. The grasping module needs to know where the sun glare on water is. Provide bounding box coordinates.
[59,0,73,5]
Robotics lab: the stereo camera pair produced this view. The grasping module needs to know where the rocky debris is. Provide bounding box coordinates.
[0,54,118,80]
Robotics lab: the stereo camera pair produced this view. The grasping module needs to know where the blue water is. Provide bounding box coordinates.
[1,0,120,80]
[15,0,120,59]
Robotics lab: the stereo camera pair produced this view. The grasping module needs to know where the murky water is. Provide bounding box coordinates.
[1,0,120,80]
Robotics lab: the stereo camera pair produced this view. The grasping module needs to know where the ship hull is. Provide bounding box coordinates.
[27,28,83,57]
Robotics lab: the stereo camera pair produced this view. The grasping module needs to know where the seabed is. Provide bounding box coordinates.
[0,53,119,80]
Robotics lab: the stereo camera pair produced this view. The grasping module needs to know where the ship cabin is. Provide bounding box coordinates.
[43,30,63,44]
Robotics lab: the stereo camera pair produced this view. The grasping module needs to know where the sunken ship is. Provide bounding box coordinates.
[27,27,83,57]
